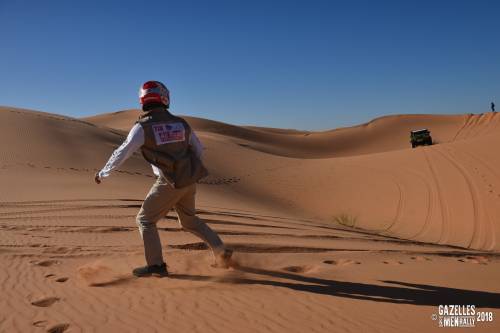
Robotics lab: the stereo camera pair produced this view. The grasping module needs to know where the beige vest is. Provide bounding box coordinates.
[138,110,208,188]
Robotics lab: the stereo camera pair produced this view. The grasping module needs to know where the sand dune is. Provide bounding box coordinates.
[84,109,481,158]
[1,106,499,332]
[85,108,500,251]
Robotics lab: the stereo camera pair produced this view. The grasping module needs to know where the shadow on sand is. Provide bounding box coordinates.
[170,265,500,308]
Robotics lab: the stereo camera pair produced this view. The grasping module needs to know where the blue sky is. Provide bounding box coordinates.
[1,0,499,130]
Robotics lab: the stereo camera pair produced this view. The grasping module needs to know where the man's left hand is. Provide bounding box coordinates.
[94,172,101,184]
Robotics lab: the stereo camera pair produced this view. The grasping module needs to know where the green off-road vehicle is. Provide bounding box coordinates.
[410,129,433,148]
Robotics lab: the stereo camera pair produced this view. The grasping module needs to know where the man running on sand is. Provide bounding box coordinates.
[95,81,232,277]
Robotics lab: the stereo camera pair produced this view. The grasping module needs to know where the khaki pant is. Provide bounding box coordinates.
[136,177,225,266]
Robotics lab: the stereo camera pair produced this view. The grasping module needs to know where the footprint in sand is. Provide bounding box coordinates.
[282,265,313,273]
[457,256,489,265]
[410,256,432,262]
[382,260,403,265]
[46,323,70,333]
[33,320,48,328]
[30,297,60,307]
[44,274,68,282]
[33,260,60,267]
[323,259,361,266]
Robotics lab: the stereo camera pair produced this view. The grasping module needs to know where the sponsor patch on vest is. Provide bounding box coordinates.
[152,122,186,145]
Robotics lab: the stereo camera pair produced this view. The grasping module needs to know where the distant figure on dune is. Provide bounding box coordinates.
[95,81,233,277]
[492,102,496,112]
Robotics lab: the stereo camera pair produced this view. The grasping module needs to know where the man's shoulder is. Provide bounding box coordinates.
[137,111,187,123]
[136,113,154,124]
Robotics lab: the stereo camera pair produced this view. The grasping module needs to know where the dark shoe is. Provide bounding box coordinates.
[214,248,234,268]
[133,263,168,277]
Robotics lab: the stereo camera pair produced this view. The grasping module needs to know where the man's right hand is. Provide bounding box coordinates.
[94,172,101,184]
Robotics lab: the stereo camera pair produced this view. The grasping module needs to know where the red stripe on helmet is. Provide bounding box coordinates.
[140,93,162,105]
[142,81,159,89]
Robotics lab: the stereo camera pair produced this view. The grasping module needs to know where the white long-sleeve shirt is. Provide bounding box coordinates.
[98,123,204,180]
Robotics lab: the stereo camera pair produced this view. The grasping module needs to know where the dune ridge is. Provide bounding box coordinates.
[84,109,499,159]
